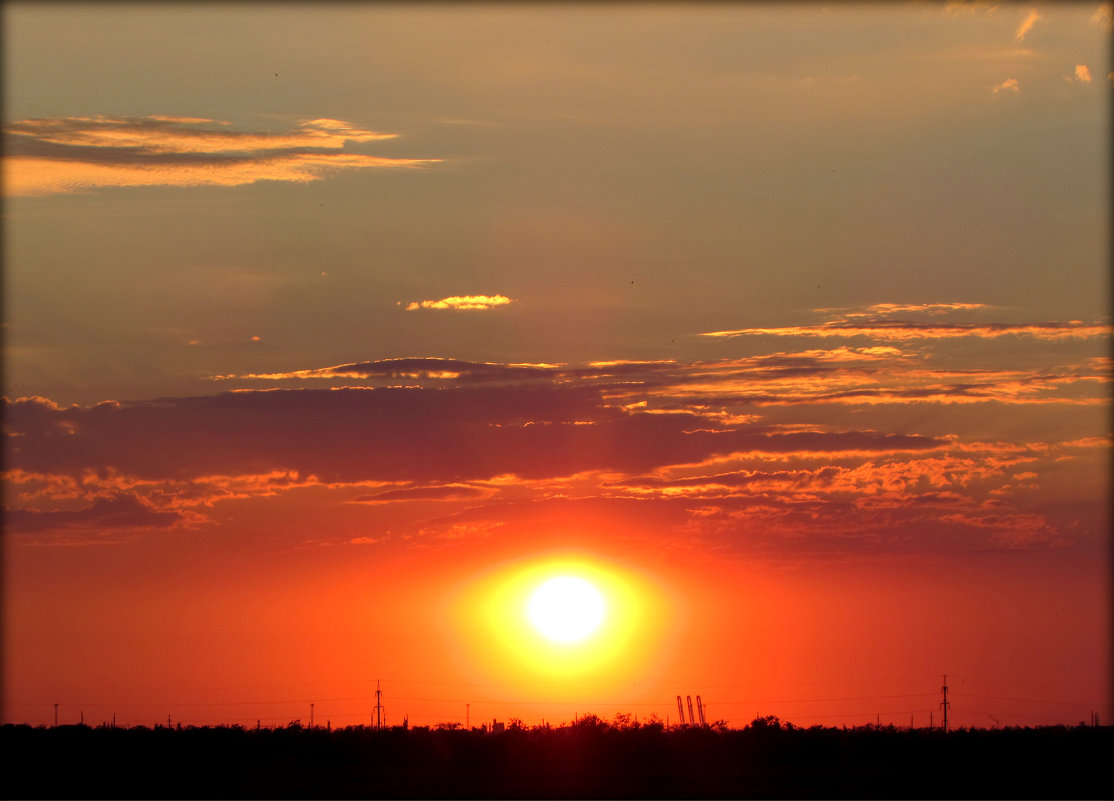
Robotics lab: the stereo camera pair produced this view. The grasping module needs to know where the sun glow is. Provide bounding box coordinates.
[446,550,678,682]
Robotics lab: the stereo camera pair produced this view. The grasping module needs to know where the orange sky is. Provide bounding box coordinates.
[3,2,1110,730]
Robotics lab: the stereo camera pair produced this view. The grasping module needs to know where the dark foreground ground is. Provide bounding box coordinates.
[4,720,1111,799]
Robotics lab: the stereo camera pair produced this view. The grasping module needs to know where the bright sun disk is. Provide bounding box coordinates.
[527,576,606,643]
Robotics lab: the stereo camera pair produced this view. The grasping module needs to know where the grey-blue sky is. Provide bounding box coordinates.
[4,2,1109,404]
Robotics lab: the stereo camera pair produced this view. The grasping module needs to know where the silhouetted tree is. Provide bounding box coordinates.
[611,712,635,730]
[748,714,782,730]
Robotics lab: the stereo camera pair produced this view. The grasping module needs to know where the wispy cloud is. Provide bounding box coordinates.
[1014,8,1040,43]
[991,77,1021,94]
[351,485,493,504]
[2,116,439,196]
[403,295,513,311]
[701,321,1108,341]
[944,1,1000,15]
[1070,64,1093,83]
[817,302,992,321]
[218,357,557,382]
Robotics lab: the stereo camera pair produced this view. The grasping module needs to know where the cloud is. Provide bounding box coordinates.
[817,302,992,320]
[2,389,948,489]
[403,295,513,311]
[210,346,1109,413]
[5,326,1103,555]
[351,485,492,504]
[2,116,439,196]
[1071,64,1093,83]
[3,493,188,535]
[1091,3,1113,32]
[944,1,1000,14]
[220,357,555,382]
[991,77,1021,94]
[701,321,1108,341]
[1014,9,1040,42]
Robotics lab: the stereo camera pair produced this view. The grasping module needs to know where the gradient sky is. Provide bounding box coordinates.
[3,2,1110,731]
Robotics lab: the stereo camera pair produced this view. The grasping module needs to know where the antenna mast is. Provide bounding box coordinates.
[374,679,385,729]
[940,675,950,733]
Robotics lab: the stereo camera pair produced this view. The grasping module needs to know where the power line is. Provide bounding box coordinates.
[950,692,1102,707]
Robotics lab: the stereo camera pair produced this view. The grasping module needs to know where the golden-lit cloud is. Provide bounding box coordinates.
[1090,3,1113,32]
[1014,9,1040,42]
[218,357,555,382]
[404,295,513,311]
[1071,64,1093,82]
[991,77,1021,93]
[2,116,439,196]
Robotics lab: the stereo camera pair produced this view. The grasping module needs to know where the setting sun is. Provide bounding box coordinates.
[526,576,606,643]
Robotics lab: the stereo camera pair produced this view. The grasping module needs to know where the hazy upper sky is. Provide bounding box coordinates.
[3,2,1110,730]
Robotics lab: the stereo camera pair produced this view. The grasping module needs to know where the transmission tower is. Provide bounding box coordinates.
[940,675,950,733]
[374,679,385,729]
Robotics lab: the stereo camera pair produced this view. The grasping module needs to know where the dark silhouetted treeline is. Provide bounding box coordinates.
[4,714,1110,799]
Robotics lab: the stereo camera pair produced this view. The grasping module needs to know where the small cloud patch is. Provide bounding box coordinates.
[991,77,1020,94]
[403,295,513,311]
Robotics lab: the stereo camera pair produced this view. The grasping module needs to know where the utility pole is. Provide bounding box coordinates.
[374,680,384,729]
[54,703,58,727]
[310,703,314,729]
[466,703,470,729]
[940,675,950,734]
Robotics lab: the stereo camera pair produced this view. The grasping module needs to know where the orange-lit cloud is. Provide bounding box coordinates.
[1071,64,1093,82]
[5,301,1105,557]
[207,346,1109,413]
[1014,9,1040,42]
[991,77,1021,94]
[3,116,439,196]
[403,295,513,311]
[701,321,1107,340]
